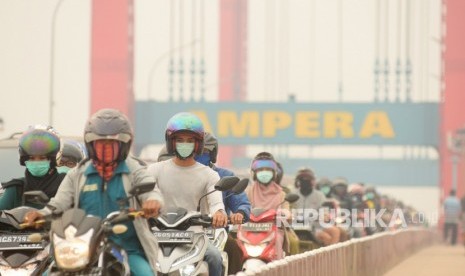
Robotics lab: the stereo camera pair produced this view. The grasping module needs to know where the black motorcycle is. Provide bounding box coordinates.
[32,182,156,276]
[0,191,51,276]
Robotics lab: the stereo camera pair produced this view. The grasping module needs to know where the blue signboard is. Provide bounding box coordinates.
[135,101,439,147]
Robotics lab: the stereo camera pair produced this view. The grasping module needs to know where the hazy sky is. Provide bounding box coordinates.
[0,0,441,136]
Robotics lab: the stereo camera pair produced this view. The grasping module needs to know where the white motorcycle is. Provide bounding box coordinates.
[151,176,248,276]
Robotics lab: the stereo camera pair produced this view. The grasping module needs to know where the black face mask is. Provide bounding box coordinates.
[299,179,313,196]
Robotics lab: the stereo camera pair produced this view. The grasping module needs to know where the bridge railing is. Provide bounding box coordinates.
[236,228,438,276]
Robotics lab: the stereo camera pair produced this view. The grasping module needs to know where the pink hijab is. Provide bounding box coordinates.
[249,181,284,210]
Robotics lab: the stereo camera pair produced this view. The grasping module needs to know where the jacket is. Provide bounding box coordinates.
[39,156,164,269]
[213,165,251,222]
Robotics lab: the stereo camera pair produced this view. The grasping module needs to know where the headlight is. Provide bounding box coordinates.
[0,263,38,276]
[244,243,267,257]
[53,227,94,270]
[172,237,205,267]
[212,229,227,250]
[179,264,197,276]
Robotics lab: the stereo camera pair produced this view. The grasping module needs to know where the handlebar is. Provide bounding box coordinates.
[19,219,46,229]
[107,210,146,224]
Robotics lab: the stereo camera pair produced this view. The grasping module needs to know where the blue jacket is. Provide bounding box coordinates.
[213,165,251,222]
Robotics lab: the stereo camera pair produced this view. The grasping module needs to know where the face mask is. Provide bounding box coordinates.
[365,192,375,200]
[176,142,195,158]
[57,166,71,174]
[256,171,274,185]
[299,180,313,196]
[25,160,50,177]
[195,153,211,166]
[322,186,332,196]
[94,140,120,164]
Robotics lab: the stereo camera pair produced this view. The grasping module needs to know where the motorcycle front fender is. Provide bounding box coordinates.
[242,258,267,273]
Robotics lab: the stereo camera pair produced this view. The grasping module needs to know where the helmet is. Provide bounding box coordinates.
[203,132,218,163]
[250,152,278,181]
[57,139,86,165]
[19,125,61,166]
[84,109,133,161]
[332,177,348,195]
[294,167,315,188]
[316,177,332,189]
[348,183,365,196]
[165,112,204,157]
[332,177,348,187]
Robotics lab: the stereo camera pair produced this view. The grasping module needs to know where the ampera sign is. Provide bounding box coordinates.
[135,101,438,146]
[192,110,395,139]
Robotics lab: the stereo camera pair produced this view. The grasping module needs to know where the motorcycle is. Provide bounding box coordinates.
[204,178,249,275]
[30,181,156,276]
[0,191,50,276]
[292,215,321,253]
[236,193,299,272]
[151,176,246,276]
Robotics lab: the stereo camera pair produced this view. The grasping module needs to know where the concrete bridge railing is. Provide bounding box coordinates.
[236,228,438,276]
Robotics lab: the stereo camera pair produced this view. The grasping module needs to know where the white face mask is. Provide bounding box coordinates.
[176,142,195,158]
[256,170,274,185]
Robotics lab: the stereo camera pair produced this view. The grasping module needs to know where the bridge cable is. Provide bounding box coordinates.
[168,0,176,101]
[374,0,381,102]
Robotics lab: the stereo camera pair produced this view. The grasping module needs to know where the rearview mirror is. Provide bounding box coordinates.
[22,191,49,206]
[128,182,156,196]
[285,193,299,204]
[231,178,249,194]
[214,176,240,191]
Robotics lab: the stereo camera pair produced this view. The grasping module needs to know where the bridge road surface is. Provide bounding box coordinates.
[384,244,465,276]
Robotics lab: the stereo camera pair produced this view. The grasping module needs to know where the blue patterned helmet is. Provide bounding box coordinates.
[165,112,204,155]
[19,125,61,166]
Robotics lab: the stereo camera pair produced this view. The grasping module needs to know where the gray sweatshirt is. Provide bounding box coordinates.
[147,159,224,215]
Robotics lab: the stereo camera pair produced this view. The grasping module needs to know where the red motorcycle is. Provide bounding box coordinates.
[236,194,299,272]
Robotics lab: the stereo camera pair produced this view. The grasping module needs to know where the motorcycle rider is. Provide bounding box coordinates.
[147,112,227,276]
[292,167,326,210]
[23,109,163,276]
[55,139,86,173]
[246,151,291,259]
[156,131,251,275]
[330,177,353,210]
[194,131,251,275]
[316,177,333,198]
[0,125,66,210]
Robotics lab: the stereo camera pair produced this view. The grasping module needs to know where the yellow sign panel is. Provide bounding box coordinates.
[191,110,395,139]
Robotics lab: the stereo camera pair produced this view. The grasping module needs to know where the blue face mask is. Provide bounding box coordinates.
[256,171,274,185]
[176,143,195,158]
[195,153,211,166]
[25,160,51,177]
[57,166,71,174]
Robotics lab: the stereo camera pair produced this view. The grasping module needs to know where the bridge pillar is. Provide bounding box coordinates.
[90,0,134,122]
[441,0,465,202]
[218,0,248,167]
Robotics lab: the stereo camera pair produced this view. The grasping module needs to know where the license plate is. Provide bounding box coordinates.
[153,231,194,244]
[241,222,273,232]
[0,234,43,250]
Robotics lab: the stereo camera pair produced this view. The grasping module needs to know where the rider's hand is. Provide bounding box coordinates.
[212,210,228,228]
[230,212,244,225]
[23,211,44,228]
[142,199,162,218]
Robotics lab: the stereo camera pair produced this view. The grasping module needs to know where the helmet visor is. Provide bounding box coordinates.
[251,159,277,171]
